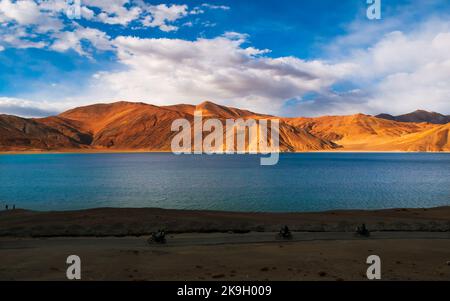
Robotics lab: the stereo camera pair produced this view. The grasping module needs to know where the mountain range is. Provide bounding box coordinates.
[0,101,449,152]
[376,110,450,124]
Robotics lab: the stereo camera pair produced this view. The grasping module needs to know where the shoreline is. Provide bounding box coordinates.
[1,206,449,237]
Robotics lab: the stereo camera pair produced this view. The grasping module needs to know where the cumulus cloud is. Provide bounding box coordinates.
[82,1,198,31]
[306,18,450,116]
[0,0,202,53]
[50,26,113,56]
[84,0,142,25]
[84,33,354,113]
[0,0,41,25]
[142,4,189,32]
[0,25,47,48]
[0,0,64,36]
[86,17,450,116]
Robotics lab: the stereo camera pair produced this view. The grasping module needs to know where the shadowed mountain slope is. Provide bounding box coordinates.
[0,114,82,151]
[376,110,450,124]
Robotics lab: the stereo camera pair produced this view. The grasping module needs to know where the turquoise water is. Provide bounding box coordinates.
[0,153,449,212]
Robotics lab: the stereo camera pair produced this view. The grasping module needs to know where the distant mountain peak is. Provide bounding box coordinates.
[376,110,450,124]
[195,100,263,119]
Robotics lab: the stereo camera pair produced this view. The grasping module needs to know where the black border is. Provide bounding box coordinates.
[0,281,447,299]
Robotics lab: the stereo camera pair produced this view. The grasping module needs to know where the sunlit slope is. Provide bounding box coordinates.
[0,101,447,152]
[285,114,442,151]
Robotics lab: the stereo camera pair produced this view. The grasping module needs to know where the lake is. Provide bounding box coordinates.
[0,153,449,212]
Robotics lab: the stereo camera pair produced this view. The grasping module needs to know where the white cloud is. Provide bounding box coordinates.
[81,1,196,30]
[142,4,189,32]
[0,1,202,54]
[81,6,95,20]
[277,18,450,116]
[50,26,113,56]
[320,19,450,115]
[80,17,450,116]
[0,0,64,34]
[0,0,66,50]
[0,0,40,25]
[0,97,62,117]
[87,0,142,25]
[83,34,354,113]
[0,24,47,48]
[201,3,230,11]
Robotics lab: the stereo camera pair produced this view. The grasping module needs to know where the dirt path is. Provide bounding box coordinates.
[1,233,449,281]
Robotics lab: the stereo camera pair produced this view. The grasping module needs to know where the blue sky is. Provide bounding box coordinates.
[0,0,450,117]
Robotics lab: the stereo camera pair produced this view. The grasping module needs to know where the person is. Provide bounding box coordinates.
[356,223,370,237]
[13,205,15,210]
[5,204,8,210]
[149,229,167,244]
[279,225,292,239]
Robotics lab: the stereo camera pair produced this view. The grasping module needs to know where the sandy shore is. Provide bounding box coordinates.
[0,207,449,281]
[1,206,449,237]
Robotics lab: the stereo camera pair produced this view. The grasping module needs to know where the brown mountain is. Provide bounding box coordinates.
[380,123,450,152]
[0,101,449,152]
[0,114,82,151]
[376,110,450,124]
[284,114,440,151]
[54,101,193,151]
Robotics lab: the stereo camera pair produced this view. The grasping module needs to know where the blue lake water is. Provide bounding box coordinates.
[0,153,449,212]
